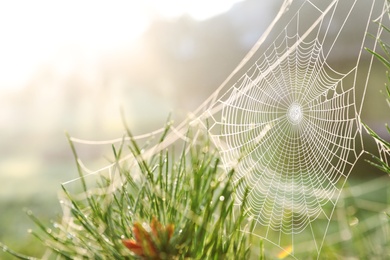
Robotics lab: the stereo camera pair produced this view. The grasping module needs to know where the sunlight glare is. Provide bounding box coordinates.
[145,0,243,20]
[0,0,243,90]
[0,0,149,90]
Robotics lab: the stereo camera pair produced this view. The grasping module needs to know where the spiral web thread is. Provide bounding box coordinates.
[61,0,388,259]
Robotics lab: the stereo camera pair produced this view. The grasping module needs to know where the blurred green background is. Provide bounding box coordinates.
[0,0,389,258]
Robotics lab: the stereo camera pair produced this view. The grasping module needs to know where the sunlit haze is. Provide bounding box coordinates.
[0,0,242,90]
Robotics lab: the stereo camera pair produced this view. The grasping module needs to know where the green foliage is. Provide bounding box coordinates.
[1,122,256,259]
[365,22,390,175]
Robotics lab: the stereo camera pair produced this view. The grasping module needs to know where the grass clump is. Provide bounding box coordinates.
[1,122,256,259]
[365,21,390,175]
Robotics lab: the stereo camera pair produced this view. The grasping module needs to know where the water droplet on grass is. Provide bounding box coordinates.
[349,217,359,227]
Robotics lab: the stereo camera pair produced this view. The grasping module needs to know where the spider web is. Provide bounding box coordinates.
[61,0,388,259]
[201,0,386,258]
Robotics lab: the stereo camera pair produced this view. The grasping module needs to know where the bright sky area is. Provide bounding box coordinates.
[0,0,243,90]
